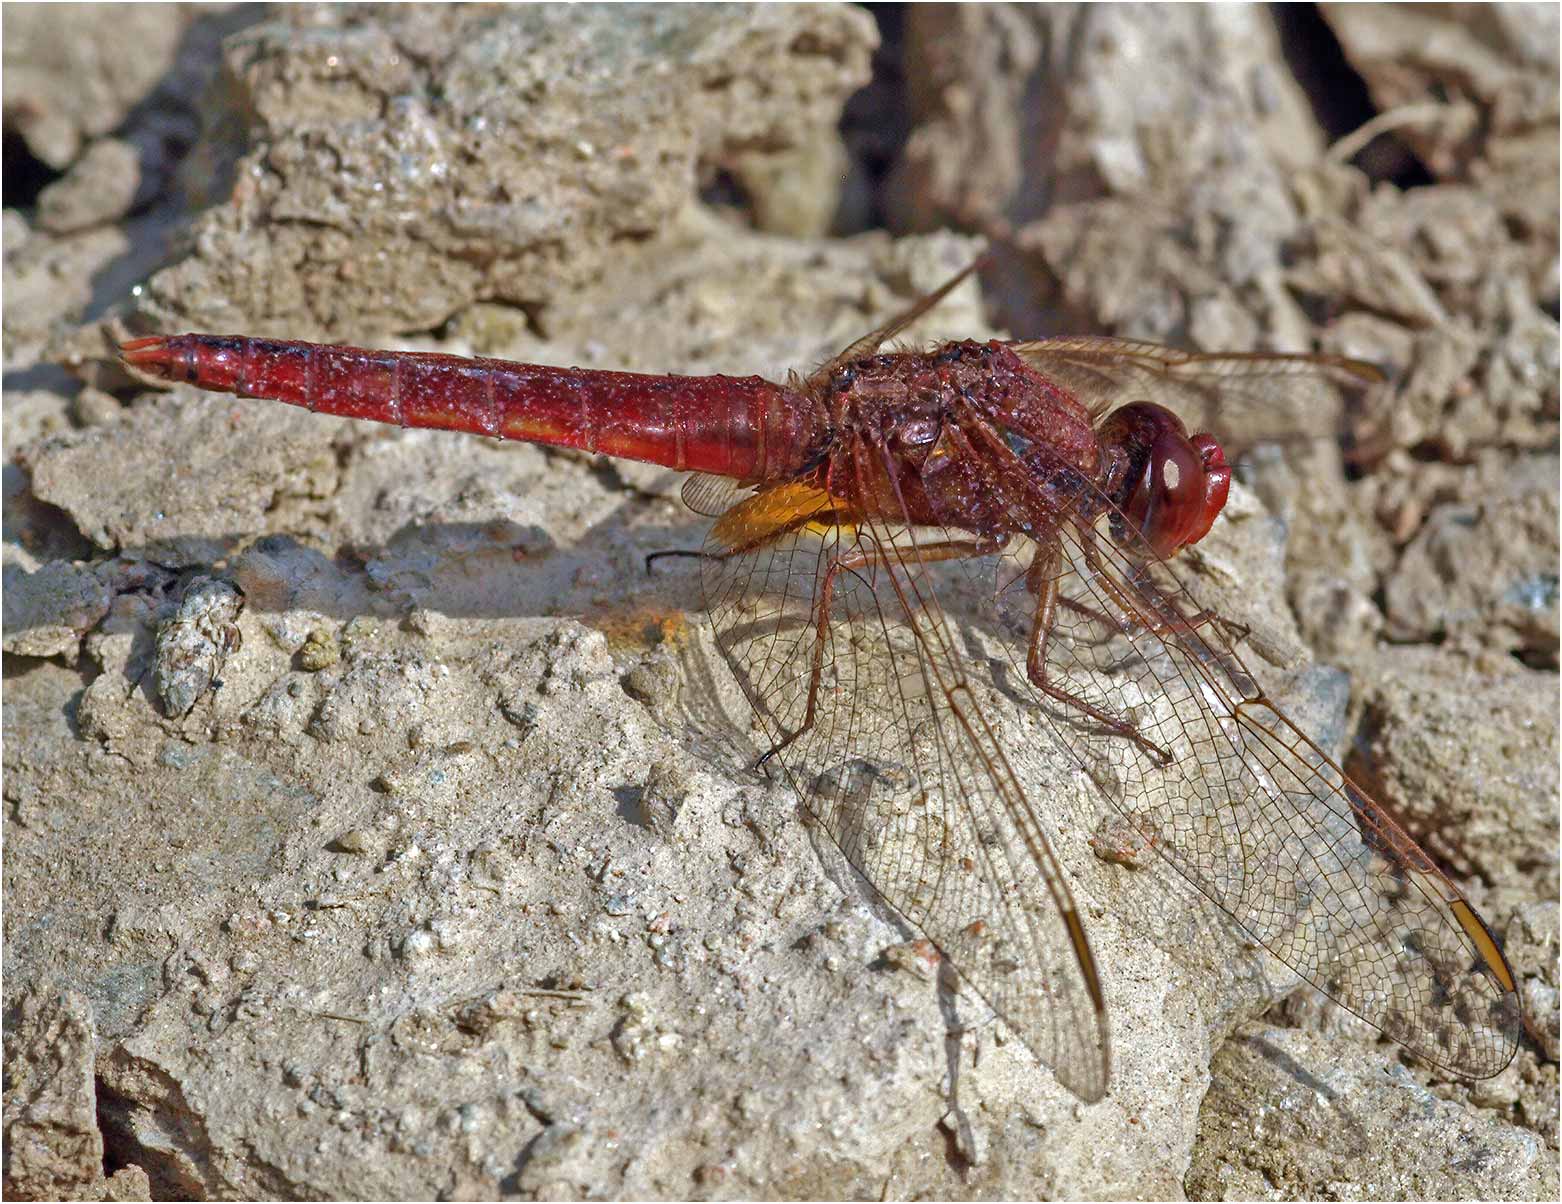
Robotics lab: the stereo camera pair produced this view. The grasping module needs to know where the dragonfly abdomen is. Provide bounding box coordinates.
[120,334,822,482]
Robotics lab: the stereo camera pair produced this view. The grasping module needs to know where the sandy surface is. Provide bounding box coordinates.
[3,4,1557,1200]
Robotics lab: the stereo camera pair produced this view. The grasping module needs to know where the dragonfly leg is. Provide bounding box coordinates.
[756,531,1010,770]
[644,548,709,575]
[1122,567,1251,645]
[1072,531,1249,647]
[1055,595,1134,644]
[1025,541,1173,766]
[1059,592,1247,647]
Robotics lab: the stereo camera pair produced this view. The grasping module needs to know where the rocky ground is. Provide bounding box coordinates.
[3,4,1557,1200]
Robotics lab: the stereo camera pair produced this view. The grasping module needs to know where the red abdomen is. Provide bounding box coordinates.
[120,334,825,484]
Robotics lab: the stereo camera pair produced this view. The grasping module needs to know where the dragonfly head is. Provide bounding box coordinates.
[1098,402,1230,559]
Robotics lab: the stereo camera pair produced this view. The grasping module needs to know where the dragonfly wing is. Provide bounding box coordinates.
[963,447,1521,1078]
[698,479,1112,1102]
[680,472,747,518]
[806,258,987,387]
[1011,337,1382,451]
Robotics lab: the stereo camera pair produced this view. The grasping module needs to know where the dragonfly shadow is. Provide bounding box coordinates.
[659,626,767,780]
[933,956,992,1177]
[1226,1033,1374,1160]
[801,800,999,1137]
[644,628,1001,1127]
[79,507,711,630]
[45,492,1385,1084]
[2,556,223,721]
[1237,1032,1342,1100]
[24,485,714,724]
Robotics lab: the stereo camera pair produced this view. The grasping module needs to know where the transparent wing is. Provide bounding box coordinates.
[943,423,1521,1079]
[1011,337,1383,450]
[697,475,1112,1102]
[681,472,746,518]
[807,258,987,387]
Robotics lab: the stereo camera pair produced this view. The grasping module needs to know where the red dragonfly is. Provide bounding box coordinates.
[120,262,1520,1101]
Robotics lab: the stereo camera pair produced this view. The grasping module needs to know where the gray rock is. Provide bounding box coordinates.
[1186,1026,1555,1201]
[134,4,878,340]
[153,577,245,717]
[4,3,1554,1199]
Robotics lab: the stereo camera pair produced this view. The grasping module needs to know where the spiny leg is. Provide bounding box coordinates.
[1059,590,1248,647]
[758,531,1010,770]
[1120,553,1251,644]
[1024,539,1173,765]
[1080,534,1250,647]
[644,547,709,575]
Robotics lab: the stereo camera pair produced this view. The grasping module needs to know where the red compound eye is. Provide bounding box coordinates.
[1100,403,1231,558]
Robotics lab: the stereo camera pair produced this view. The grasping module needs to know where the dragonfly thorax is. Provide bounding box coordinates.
[819,340,1102,535]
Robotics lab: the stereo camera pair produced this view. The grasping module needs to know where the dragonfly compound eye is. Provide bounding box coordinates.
[1131,430,1231,558]
[1099,403,1231,559]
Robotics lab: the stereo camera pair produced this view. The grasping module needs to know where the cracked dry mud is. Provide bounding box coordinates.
[3,4,1557,1201]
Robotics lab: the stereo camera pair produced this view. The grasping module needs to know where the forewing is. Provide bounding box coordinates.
[964,450,1520,1079]
[807,258,986,387]
[1011,337,1382,451]
[698,478,1111,1102]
